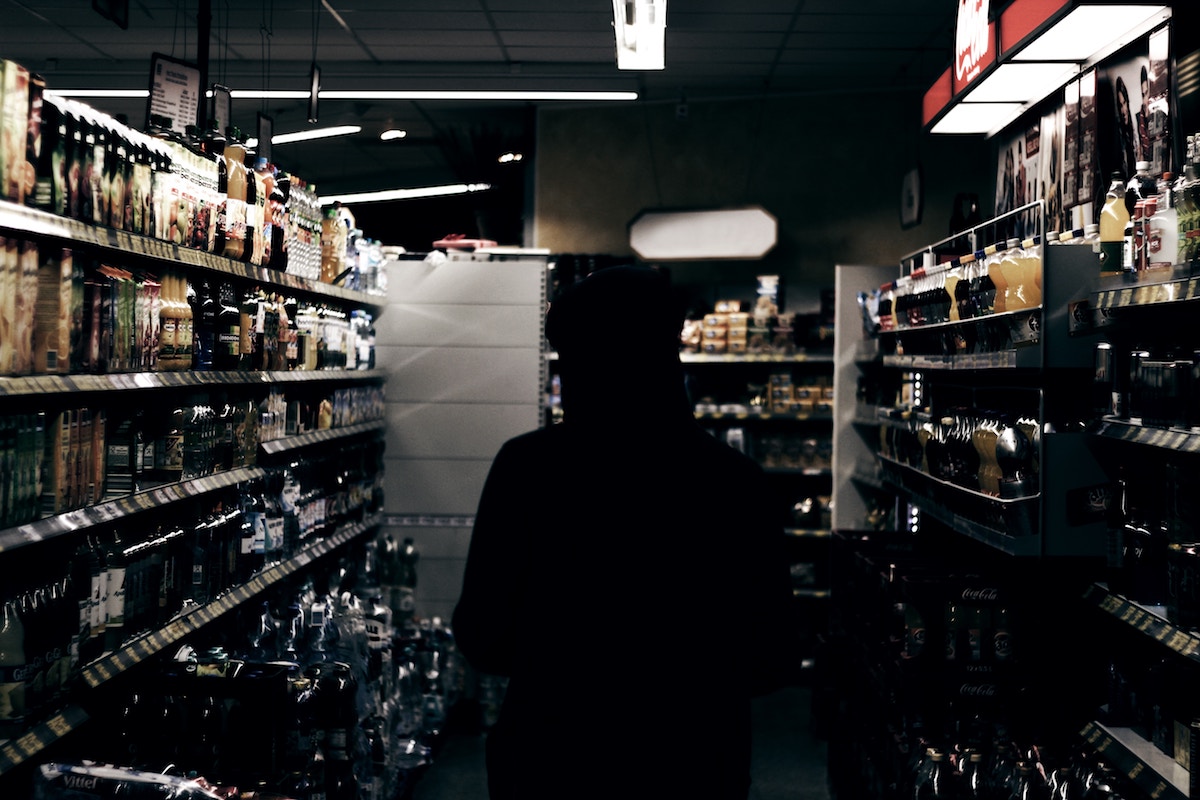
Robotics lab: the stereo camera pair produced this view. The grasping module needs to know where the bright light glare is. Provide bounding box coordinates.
[320,183,492,205]
[962,63,1080,103]
[930,102,1025,134]
[498,152,524,163]
[613,0,667,70]
[1011,5,1170,62]
[321,90,637,101]
[380,129,407,141]
[53,89,148,98]
[271,125,361,144]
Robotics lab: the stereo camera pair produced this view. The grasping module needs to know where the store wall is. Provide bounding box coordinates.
[533,91,993,307]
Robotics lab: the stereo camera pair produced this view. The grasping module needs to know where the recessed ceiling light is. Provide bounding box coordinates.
[380,129,407,141]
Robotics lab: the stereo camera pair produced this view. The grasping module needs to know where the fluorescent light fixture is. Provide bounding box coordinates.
[930,102,1025,135]
[320,183,492,205]
[380,129,407,141]
[271,125,361,144]
[962,62,1080,103]
[1011,4,1170,63]
[245,125,361,149]
[612,0,666,70]
[53,89,148,98]
[54,88,637,102]
[321,90,637,101]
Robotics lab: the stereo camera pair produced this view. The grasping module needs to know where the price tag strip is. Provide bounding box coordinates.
[1079,721,1187,800]
[1084,584,1200,662]
[0,705,90,777]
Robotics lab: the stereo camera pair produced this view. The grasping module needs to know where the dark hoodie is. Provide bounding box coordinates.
[453,266,798,800]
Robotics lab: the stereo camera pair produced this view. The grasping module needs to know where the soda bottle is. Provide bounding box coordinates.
[0,597,28,738]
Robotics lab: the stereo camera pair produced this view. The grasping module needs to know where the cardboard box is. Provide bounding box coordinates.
[34,247,74,373]
[1,60,32,203]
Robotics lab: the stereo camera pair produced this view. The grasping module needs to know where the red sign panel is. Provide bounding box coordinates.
[954,0,996,95]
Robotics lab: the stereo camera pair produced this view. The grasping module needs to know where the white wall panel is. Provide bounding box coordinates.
[383,457,493,516]
[376,302,543,348]
[387,257,545,305]
[378,345,541,405]
[385,402,539,460]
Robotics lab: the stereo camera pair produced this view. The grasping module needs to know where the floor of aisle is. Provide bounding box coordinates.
[411,685,831,800]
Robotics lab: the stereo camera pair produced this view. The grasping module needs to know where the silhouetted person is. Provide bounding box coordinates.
[453,266,799,800]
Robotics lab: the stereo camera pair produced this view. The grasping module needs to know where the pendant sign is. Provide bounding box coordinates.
[629,207,777,261]
[954,0,992,94]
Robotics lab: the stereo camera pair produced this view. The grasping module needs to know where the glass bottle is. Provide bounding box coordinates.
[0,598,27,737]
[222,129,247,261]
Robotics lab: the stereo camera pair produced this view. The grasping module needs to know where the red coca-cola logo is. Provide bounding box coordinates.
[955,0,991,85]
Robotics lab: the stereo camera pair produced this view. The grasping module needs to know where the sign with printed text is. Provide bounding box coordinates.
[953,0,994,95]
[146,52,199,135]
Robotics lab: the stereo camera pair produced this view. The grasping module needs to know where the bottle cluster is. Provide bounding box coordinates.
[879,406,1040,500]
[906,741,1138,799]
[24,532,456,800]
[0,442,383,745]
[0,234,377,378]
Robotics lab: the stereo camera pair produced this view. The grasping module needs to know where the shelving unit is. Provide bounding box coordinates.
[0,198,391,792]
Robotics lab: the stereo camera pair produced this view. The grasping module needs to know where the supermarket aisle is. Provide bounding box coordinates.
[412,685,830,799]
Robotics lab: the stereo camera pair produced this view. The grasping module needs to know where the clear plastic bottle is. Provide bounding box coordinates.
[1098,173,1129,274]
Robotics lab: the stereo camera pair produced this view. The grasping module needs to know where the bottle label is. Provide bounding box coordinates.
[266,516,284,553]
[248,512,267,555]
[106,566,126,626]
[0,668,28,721]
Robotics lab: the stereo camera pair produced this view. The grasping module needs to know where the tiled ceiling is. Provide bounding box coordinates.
[0,0,956,193]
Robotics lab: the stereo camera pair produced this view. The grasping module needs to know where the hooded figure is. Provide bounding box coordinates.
[453,266,798,800]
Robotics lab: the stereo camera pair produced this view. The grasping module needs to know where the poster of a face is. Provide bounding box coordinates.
[994,124,1041,239]
[1039,106,1070,235]
[1103,54,1150,183]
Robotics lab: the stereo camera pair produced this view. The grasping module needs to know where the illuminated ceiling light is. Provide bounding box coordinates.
[1010,4,1170,63]
[320,183,492,205]
[962,62,1080,103]
[52,89,148,98]
[55,88,637,103]
[379,129,407,141]
[612,0,666,70]
[930,102,1025,135]
[321,90,637,101]
[245,125,361,149]
[498,152,524,163]
[270,125,361,144]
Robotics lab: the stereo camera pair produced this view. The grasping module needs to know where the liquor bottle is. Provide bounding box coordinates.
[212,281,240,371]
[238,287,261,370]
[104,530,127,653]
[914,747,946,799]
[243,153,258,265]
[0,597,27,738]
[192,277,216,370]
[222,129,247,261]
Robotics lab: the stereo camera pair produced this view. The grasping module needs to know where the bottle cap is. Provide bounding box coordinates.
[1137,160,1151,171]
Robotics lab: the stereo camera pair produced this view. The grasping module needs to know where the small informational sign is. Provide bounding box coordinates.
[257,112,273,164]
[146,52,200,135]
[210,84,231,135]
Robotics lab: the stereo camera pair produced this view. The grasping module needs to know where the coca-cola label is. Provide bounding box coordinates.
[958,682,998,697]
[960,587,1001,602]
[954,0,992,93]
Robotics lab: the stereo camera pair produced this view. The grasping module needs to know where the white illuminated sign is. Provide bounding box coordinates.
[955,0,992,86]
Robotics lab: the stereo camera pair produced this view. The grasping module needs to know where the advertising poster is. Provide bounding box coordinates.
[1099,50,1150,185]
[995,123,1041,240]
[1146,26,1171,176]
[1077,69,1099,214]
[1039,106,1070,235]
[1063,78,1079,221]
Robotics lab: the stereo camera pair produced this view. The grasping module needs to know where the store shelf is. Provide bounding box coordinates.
[0,466,269,555]
[0,200,384,311]
[259,418,387,456]
[785,528,832,539]
[695,410,832,422]
[679,352,834,364]
[882,348,1039,370]
[1079,721,1189,800]
[0,368,384,398]
[1083,583,1200,663]
[1093,265,1200,312]
[1090,417,1200,455]
[0,704,90,778]
[878,455,1040,556]
[0,514,383,778]
[78,511,383,692]
[763,466,832,477]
